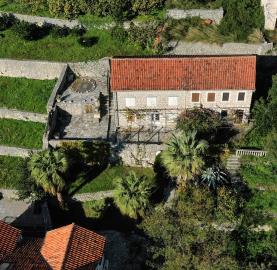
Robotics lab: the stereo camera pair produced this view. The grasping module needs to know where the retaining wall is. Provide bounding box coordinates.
[0,59,66,79]
[0,11,81,29]
[166,8,224,23]
[169,41,273,55]
[0,108,47,123]
[0,146,37,157]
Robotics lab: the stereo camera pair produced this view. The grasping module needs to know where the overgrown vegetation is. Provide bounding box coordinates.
[0,119,45,148]
[0,77,56,113]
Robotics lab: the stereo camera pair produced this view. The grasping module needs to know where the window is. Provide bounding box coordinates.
[207,93,215,102]
[151,113,160,122]
[125,97,135,107]
[238,92,245,101]
[191,93,200,102]
[222,92,229,101]
[168,96,178,106]
[147,97,157,107]
[221,110,228,118]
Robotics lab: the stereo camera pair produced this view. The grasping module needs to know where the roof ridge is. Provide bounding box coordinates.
[60,223,75,270]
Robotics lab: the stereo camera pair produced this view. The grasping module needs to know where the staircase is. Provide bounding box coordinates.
[226,155,241,175]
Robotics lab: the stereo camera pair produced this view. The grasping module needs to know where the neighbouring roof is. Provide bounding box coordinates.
[0,222,106,270]
[0,220,21,260]
[111,56,256,91]
[41,223,106,270]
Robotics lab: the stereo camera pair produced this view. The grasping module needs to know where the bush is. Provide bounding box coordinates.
[0,13,16,31]
[111,24,128,42]
[50,25,70,37]
[12,21,48,40]
[78,36,98,47]
[132,0,165,14]
[219,0,264,41]
[48,0,87,19]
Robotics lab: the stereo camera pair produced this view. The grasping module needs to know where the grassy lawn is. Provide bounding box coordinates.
[0,119,45,148]
[240,156,277,215]
[0,155,26,189]
[0,27,153,62]
[0,77,56,113]
[69,165,155,194]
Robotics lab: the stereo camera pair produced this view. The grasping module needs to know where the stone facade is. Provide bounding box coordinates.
[166,8,224,24]
[115,90,254,129]
[261,0,277,30]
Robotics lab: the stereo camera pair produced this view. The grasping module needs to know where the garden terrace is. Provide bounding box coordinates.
[0,76,56,113]
[0,119,45,149]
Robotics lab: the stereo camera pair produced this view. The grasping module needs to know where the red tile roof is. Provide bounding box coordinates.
[0,220,21,260]
[111,56,256,91]
[41,223,106,270]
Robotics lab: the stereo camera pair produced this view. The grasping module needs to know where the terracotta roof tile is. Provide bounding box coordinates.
[41,223,105,270]
[111,56,256,91]
[0,220,21,259]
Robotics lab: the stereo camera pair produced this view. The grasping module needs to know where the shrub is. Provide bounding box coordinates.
[111,24,128,43]
[0,13,16,31]
[12,21,47,40]
[20,0,48,13]
[48,0,87,19]
[132,0,165,14]
[78,36,98,47]
[70,25,87,36]
[219,0,264,41]
[50,25,70,38]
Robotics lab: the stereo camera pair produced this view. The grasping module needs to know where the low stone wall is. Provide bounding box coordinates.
[0,146,37,157]
[0,108,47,123]
[118,143,165,167]
[0,11,81,29]
[169,41,274,55]
[0,59,66,79]
[166,8,224,24]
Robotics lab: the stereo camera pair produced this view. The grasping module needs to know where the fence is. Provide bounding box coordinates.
[236,149,267,157]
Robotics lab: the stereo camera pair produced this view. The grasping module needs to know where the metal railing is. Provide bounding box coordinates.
[236,149,267,157]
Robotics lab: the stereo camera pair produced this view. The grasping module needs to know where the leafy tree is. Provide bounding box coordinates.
[265,131,277,163]
[219,0,264,41]
[48,0,87,18]
[28,150,68,206]
[201,166,228,190]
[161,131,208,189]
[141,187,240,269]
[114,171,154,219]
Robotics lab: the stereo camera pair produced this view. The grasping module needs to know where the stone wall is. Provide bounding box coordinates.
[0,59,66,79]
[261,0,277,30]
[0,108,47,123]
[117,143,165,167]
[0,146,37,157]
[169,41,273,55]
[0,11,81,29]
[166,8,224,24]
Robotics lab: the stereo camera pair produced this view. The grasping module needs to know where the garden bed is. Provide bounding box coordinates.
[69,165,155,194]
[0,76,56,113]
[0,119,45,149]
[0,155,26,189]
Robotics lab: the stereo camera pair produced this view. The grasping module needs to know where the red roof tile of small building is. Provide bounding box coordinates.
[111,56,256,91]
[0,220,21,260]
[41,223,106,270]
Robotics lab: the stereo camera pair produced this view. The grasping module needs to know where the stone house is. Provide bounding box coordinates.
[111,55,256,131]
[261,0,277,30]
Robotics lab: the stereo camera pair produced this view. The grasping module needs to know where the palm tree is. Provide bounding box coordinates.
[114,171,153,219]
[161,131,208,189]
[201,166,228,190]
[28,150,68,206]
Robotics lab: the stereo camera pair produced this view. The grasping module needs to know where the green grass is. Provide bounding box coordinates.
[0,155,26,189]
[70,165,155,194]
[240,156,277,215]
[0,119,45,148]
[0,27,153,62]
[0,76,56,113]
